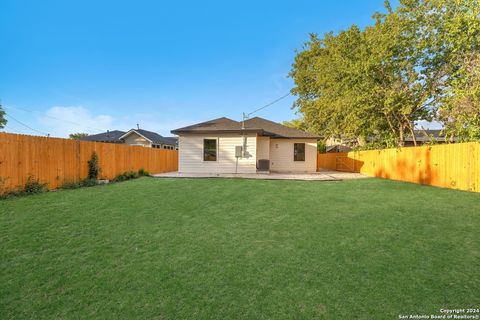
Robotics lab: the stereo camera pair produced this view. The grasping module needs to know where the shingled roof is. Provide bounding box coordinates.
[243,117,319,139]
[121,129,178,145]
[171,116,319,139]
[82,129,178,145]
[82,130,126,143]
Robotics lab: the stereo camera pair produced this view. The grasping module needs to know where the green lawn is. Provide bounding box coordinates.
[1,177,479,319]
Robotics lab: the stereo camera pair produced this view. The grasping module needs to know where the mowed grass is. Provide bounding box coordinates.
[1,177,479,319]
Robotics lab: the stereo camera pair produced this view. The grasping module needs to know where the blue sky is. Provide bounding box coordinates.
[1,0,396,137]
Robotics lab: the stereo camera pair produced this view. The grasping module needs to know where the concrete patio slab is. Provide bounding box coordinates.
[152,170,367,181]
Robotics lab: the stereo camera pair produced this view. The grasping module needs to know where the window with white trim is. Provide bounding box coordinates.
[203,139,217,161]
[294,143,305,161]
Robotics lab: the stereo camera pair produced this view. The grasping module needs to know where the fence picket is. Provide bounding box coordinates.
[0,132,178,193]
[317,142,480,192]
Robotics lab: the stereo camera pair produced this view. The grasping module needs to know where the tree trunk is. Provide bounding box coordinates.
[398,124,405,147]
[404,116,417,147]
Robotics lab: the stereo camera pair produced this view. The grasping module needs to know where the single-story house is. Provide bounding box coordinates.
[326,129,455,149]
[326,144,353,153]
[171,117,320,173]
[404,129,456,146]
[82,128,178,149]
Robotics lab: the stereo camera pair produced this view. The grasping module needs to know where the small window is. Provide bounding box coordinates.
[294,143,305,161]
[204,139,217,161]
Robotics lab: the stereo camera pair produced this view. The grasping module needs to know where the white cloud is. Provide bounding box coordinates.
[37,106,197,138]
[39,106,114,137]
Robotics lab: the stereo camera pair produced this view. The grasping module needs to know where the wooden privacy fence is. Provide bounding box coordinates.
[317,142,480,193]
[0,132,178,193]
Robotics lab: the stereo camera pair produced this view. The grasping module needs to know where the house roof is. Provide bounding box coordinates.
[82,130,126,143]
[82,129,178,145]
[160,136,179,145]
[405,129,454,142]
[171,117,254,134]
[326,144,353,152]
[243,117,320,139]
[171,116,320,139]
[121,129,178,145]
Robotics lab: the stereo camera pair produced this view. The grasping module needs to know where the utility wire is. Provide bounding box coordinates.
[3,105,105,133]
[245,92,291,117]
[4,113,49,136]
[1,124,21,134]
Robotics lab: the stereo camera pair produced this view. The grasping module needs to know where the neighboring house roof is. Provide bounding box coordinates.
[160,136,179,145]
[120,129,178,145]
[326,144,353,153]
[171,116,320,139]
[405,129,453,142]
[82,129,178,145]
[82,130,126,143]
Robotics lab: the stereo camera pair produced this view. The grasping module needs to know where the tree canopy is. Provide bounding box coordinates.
[0,103,7,129]
[290,0,480,147]
[69,133,89,140]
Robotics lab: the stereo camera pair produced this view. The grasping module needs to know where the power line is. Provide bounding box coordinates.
[3,105,105,133]
[245,92,291,117]
[1,124,21,134]
[4,113,49,136]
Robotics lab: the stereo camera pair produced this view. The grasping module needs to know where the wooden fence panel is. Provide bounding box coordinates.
[317,142,480,192]
[0,132,178,193]
[316,152,348,171]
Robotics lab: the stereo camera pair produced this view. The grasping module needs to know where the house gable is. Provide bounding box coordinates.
[122,131,152,147]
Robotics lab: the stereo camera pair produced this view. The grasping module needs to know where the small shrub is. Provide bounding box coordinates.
[317,141,327,154]
[1,176,47,199]
[81,178,99,187]
[138,168,150,176]
[61,181,83,190]
[87,152,100,180]
[113,171,139,182]
[61,178,99,190]
[23,176,47,194]
[126,171,139,179]
[0,177,7,197]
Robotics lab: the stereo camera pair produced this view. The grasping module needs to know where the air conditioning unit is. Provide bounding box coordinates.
[257,159,270,171]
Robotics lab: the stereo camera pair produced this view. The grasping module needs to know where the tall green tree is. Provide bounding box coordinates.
[290,0,480,147]
[428,0,480,141]
[0,103,7,129]
[282,118,307,131]
[440,53,480,141]
[69,132,89,140]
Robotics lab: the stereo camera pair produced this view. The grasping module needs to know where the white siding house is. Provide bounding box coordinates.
[269,138,318,172]
[178,134,257,173]
[171,117,319,174]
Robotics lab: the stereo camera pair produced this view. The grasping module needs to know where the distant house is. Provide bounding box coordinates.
[326,129,454,150]
[82,129,178,150]
[404,129,455,146]
[171,117,320,173]
[326,144,352,153]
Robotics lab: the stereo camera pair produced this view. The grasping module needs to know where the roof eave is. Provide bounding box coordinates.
[170,129,263,135]
[118,129,153,143]
[260,132,320,139]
